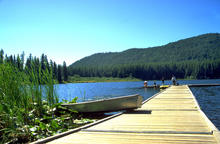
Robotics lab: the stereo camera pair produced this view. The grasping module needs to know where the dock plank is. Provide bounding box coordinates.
[85,110,210,133]
[46,85,219,144]
[48,132,217,144]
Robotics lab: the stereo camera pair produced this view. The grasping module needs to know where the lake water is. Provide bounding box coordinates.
[56,79,220,130]
[190,86,220,130]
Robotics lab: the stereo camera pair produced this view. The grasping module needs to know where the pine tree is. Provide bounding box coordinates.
[41,54,46,71]
[0,49,4,64]
[63,61,68,81]
[17,54,22,71]
[57,65,62,83]
[20,51,25,70]
[53,62,58,80]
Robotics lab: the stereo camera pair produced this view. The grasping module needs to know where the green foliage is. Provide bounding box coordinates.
[0,62,58,142]
[70,97,78,103]
[57,65,62,83]
[68,33,220,80]
[63,61,68,81]
[69,75,140,83]
[25,101,81,141]
[0,51,95,143]
[0,49,68,84]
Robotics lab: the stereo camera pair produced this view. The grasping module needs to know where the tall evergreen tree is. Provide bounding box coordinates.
[57,65,62,83]
[5,54,8,63]
[63,61,68,81]
[9,55,13,64]
[0,49,4,64]
[25,54,32,71]
[17,54,22,71]
[41,54,46,71]
[20,51,25,70]
[53,62,58,80]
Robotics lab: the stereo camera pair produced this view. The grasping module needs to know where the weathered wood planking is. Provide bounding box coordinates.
[48,132,217,144]
[46,85,220,144]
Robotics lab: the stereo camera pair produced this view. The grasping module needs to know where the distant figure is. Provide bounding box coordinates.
[171,75,176,85]
[153,81,156,87]
[144,81,148,87]
[162,77,165,85]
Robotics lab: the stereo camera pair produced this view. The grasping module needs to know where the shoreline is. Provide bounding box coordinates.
[62,77,220,84]
[66,76,141,83]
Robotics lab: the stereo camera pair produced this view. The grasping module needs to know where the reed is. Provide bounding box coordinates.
[0,63,59,142]
[0,61,97,143]
[0,63,29,142]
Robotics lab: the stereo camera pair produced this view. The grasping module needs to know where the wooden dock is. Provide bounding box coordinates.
[40,85,220,144]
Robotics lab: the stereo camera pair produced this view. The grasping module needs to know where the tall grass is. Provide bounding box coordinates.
[0,63,29,142]
[26,63,58,115]
[0,63,58,143]
[0,62,96,143]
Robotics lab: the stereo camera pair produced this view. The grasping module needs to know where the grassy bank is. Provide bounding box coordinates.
[0,63,100,143]
[68,75,141,83]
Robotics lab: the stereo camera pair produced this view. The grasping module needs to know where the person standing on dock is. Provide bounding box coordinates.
[171,75,176,85]
[144,81,148,87]
[162,77,165,85]
[153,81,157,87]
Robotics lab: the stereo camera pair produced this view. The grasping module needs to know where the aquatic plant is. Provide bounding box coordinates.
[0,63,32,142]
[0,63,95,143]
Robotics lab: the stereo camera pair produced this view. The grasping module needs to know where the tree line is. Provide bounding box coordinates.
[68,60,220,80]
[68,33,220,80]
[70,33,220,68]
[0,49,68,83]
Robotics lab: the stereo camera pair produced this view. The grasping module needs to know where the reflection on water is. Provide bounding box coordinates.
[190,86,220,130]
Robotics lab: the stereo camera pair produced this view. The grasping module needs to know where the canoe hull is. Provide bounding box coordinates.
[62,94,143,113]
[143,85,160,88]
[160,85,170,89]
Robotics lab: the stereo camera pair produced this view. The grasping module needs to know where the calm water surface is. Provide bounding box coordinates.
[56,79,220,129]
[57,81,160,102]
[190,86,220,130]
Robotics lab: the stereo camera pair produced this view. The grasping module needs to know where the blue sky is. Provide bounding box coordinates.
[0,0,220,65]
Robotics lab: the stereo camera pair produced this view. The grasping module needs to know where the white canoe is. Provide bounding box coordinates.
[61,94,143,113]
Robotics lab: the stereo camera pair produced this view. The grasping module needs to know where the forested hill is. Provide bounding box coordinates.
[68,33,220,80]
[70,33,220,67]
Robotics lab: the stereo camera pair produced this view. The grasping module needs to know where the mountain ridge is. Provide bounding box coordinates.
[69,33,220,68]
[68,33,220,79]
